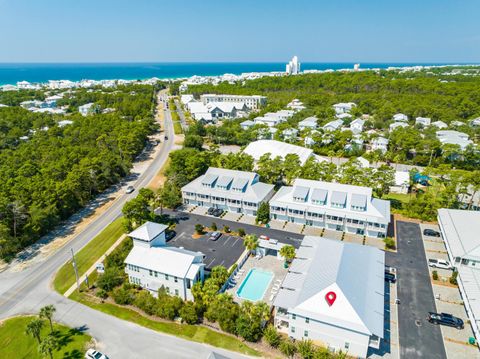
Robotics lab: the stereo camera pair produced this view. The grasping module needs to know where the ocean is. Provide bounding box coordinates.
[0,62,468,85]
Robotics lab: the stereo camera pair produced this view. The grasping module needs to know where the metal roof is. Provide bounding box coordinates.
[351,193,367,208]
[231,178,249,191]
[311,188,328,203]
[293,186,310,201]
[202,173,218,186]
[274,236,385,338]
[331,191,347,205]
[128,222,168,242]
[216,176,233,188]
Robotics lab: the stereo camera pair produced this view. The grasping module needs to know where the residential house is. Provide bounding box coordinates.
[393,113,408,122]
[240,120,255,130]
[370,137,389,154]
[79,103,95,116]
[124,221,205,301]
[282,128,299,142]
[269,178,390,238]
[274,236,385,358]
[298,117,318,131]
[243,140,320,165]
[389,122,409,132]
[323,119,344,132]
[436,130,473,150]
[431,121,448,129]
[437,209,480,342]
[349,118,365,134]
[333,102,356,115]
[200,94,266,110]
[415,117,431,127]
[181,167,275,216]
[469,117,480,128]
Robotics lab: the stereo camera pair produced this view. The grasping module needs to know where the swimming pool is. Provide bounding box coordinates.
[236,268,273,302]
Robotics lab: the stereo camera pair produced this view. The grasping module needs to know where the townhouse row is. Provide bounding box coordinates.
[181,167,390,238]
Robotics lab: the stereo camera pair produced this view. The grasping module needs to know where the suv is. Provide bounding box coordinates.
[423,229,440,237]
[212,208,223,217]
[209,232,222,241]
[125,186,134,194]
[427,312,464,329]
[385,272,397,283]
[207,207,215,215]
[428,258,452,270]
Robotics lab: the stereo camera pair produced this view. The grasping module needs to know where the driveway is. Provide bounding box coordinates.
[386,221,447,359]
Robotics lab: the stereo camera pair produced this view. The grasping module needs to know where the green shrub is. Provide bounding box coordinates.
[279,339,297,358]
[195,224,204,234]
[211,222,217,231]
[179,301,198,324]
[96,289,108,299]
[237,228,246,237]
[223,225,230,233]
[134,290,158,315]
[297,339,315,359]
[432,270,439,280]
[450,271,458,285]
[96,267,124,291]
[112,285,135,305]
[384,237,396,250]
[263,325,281,348]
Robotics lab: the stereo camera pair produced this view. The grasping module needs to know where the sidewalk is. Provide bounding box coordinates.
[64,234,126,297]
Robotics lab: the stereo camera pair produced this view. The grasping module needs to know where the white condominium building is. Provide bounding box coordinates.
[274,236,385,358]
[269,179,390,238]
[124,222,205,301]
[200,94,267,110]
[286,56,301,75]
[181,167,275,216]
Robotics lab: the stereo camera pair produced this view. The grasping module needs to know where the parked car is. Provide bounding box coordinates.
[209,232,222,241]
[125,186,134,194]
[207,207,215,215]
[423,229,440,237]
[385,272,396,283]
[212,208,223,217]
[428,258,452,270]
[164,135,168,140]
[85,349,109,359]
[165,230,176,241]
[427,312,464,329]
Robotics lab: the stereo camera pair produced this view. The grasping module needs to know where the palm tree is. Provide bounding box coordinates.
[39,305,56,333]
[39,335,57,359]
[280,245,296,264]
[243,234,258,255]
[26,318,44,344]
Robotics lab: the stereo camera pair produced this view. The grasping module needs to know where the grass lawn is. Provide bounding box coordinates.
[54,218,124,295]
[70,291,260,357]
[383,192,412,204]
[0,316,92,359]
[173,120,183,134]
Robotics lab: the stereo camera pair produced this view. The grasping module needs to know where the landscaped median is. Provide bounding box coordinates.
[53,217,125,294]
[70,290,260,356]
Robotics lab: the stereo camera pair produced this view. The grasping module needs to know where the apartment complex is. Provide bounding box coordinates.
[274,236,385,358]
[437,209,480,342]
[200,94,266,110]
[269,179,390,238]
[181,167,275,216]
[124,222,205,301]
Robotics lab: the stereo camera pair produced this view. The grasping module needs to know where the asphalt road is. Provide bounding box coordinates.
[386,221,447,359]
[0,95,247,359]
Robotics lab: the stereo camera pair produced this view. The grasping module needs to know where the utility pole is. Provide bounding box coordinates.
[71,248,79,291]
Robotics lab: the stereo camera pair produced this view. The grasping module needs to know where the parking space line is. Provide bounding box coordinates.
[223,236,231,246]
[207,258,216,268]
[231,238,240,247]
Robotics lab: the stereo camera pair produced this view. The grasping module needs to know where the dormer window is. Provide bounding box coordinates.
[292,186,309,202]
[351,194,367,212]
[331,191,347,209]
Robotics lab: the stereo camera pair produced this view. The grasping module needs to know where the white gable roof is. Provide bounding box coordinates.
[243,140,314,165]
[274,236,385,337]
[128,221,168,241]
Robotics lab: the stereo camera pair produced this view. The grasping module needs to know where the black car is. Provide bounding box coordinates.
[423,229,441,237]
[165,230,176,241]
[385,272,396,283]
[212,208,223,217]
[164,135,168,140]
[207,207,215,215]
[427,312,464,329]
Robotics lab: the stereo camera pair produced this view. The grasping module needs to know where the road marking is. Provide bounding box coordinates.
[223,236,231,246]
[231,238,240,247]
[207,258,216,268]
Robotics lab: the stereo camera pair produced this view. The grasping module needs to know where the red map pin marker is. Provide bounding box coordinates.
[325,291,337,306]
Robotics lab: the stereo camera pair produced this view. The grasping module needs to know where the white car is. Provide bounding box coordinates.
[428,258,452,270]
[85,349,109,359]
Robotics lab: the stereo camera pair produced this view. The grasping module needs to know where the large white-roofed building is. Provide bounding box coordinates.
[181,167,275,216]
[437,209,480,342]
[243,140,325,166]
[269,179,390,238]
[200,94,266,110]
[274,236,385,358]
[124,221,205,301]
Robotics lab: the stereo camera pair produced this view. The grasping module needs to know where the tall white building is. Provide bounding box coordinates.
[124,222,205,301]
[269,179,390,238]
[286,56,301,75]
[274,236,385,358]
[181,167,275,216]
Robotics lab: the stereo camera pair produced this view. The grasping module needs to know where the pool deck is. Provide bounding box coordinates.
[227,254,288,305]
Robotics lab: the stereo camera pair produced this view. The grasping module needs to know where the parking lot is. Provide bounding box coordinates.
[420,223,480,359]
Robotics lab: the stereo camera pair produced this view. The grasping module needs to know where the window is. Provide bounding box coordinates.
[304,330,308,337]
[174,277,178,283]
[154,271,158,278]
[175,289,179,296]
[165,274,169,280]
[166,287,170,294]
[292,314,296,320]
[149,270,153,276]
[345,342,350,350]
[291,326,295,333]
[305,317,309,324]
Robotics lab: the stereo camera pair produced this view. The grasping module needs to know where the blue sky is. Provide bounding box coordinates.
[0,0,478,63]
